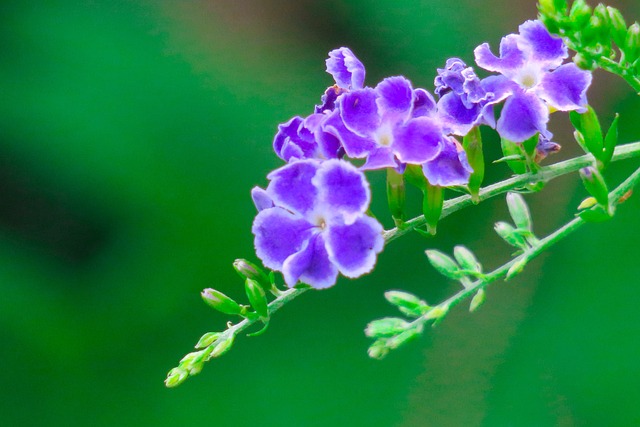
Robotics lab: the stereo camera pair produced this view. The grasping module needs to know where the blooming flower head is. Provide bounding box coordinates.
[273,114,343,162]
[474,20,592,142]
[251,159,384,289]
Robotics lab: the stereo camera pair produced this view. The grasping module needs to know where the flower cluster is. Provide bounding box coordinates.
[252,21,592,290]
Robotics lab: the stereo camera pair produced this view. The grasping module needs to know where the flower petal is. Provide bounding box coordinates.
[282,233,338,289]
[537,63,591,112]
[437,92,483,136]
[474,34,526,78]
[497,90,550,142]
[422,138,473,186]
[392,117,443,164]
[326,47,366,90]
[339,88,381,137]
[251,186,274,212]
[375,76,414,123]
[266,160,320,215]
[325,216,384,278]
[323,109,376,158]
[314,159,370,224]
[361,147,398,170]
[412,88,437,118]
[518,20,567,69]
[252,207,315,271]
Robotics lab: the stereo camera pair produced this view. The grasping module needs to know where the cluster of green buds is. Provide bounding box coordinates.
[165,259,278,387]
[538,0,640,92]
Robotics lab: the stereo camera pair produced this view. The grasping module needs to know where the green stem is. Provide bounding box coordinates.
[408,163,640,331]
[384,141,640,243]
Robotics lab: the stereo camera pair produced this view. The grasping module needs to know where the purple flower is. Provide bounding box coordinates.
[326,47,366,91]
[273,114,343,162]
[474,20,592,142]
[251,159,384,289]
[323,76,445,170]
[422,137,473,186]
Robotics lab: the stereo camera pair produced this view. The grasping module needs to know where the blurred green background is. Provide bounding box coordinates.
[1,1,640,426]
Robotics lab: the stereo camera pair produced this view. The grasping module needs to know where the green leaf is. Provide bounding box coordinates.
[602,113,620,168]
[463,126,484,202]
[500,138,527,174]
[570,106,604,159]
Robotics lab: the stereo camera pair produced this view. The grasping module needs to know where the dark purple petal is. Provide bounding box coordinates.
[282,233,338,289]
[304,113,343,159]
[323,109,376,158]
[266,160,320,215]
[412,88,437,117]
[339,88,381,137]
[325,216,384,278]
[273,117,304,160]
[497,90,550,142]
[392,117,443,164]
[361,147,398,170]
[518,20,567,69]
[375,76,414,123]
[315,85,347,113]
[252,207,315,271]
[474,34,526,77]
[313,159,370,224]
[422,138,473,186]
[437,92,483,136]
[435,58,467,97]
[537,63,592,112]
[251,187,274,212]
[326,47,366,90]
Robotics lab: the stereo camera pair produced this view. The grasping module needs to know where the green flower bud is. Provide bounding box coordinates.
[463,126,484,203]
[425,250,462,280]
[367,339,390,359]
[386,328,422,350]
[506,257,528,280]
[606,7,627,48]
[577,197,598,210]
[384,290,428,317]
[210,334,235,358]
[386,168,406,223]
[573,52,596,70]
[245,278,269,321]
[365,317,410,338]
[569,0,592,29]
[453,245,482,274]
[469,289,486,313]
[506,192,532,231]
[165,367,189,388]
[423,183,444,235]
[233,259,271,290]
[624,23,640,63]
[500,138,527,174]
[201,288,242,316]
[580,166,609,208]
[494,221,528,249]
[195,332,221,349]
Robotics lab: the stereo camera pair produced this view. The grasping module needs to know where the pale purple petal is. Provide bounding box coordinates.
[304,113,343,159]
[313,159,370,224]
[282,233,338,289]
[325,216,384,278]
[252,208,315,271]
[266,160,319,215]
[375,76,414,123]
[361,147,398,170]
[323,109,376,158]
[518,20,567,69]
[412,88,437,118]
[392,117,443,164]
[537,63,591,112]
[273,117,305,160]
[497,90,550,142]
[326,47,366,90]
[474,34,526,78]
[251,187,273,212]
[422,138,473,186]
[339,88,380,137]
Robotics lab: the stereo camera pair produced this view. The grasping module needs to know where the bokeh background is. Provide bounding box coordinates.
[2,1,640,426]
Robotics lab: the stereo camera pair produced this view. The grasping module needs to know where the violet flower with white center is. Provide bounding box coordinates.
[474,20,592,142]
[251,159,384,289]
[323,76,445,170]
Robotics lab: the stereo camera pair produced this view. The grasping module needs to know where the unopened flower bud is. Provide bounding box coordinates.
[469,289,486,312]
[506,192,532,231]
[386,328,422,350]
[386,168,406,223]
[384,291,427,317]
[423,183,444,235]
[580,166,609,207]
[494,222,528,249]
[201,288,242,316]
[453,245,482,274]
[425,250,461,280]
[367,340,390,359]
[606,7,627,48]
[569,0,592,29]
[165,367,188,388]
[624,23,640,63]
[365,317,410,338]
[233,259,270,289]
[195,332,221,349]
[210,334,235,358]
[245,278,269,321]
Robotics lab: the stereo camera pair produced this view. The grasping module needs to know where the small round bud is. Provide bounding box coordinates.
[506,192,532,231]
[624,23,640,63]
[425,250,461,280]
[164,367,189,388]
[195,332,221,349]
[453,246,482,274]
[580,166,609,207]
[233,259,270,289]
